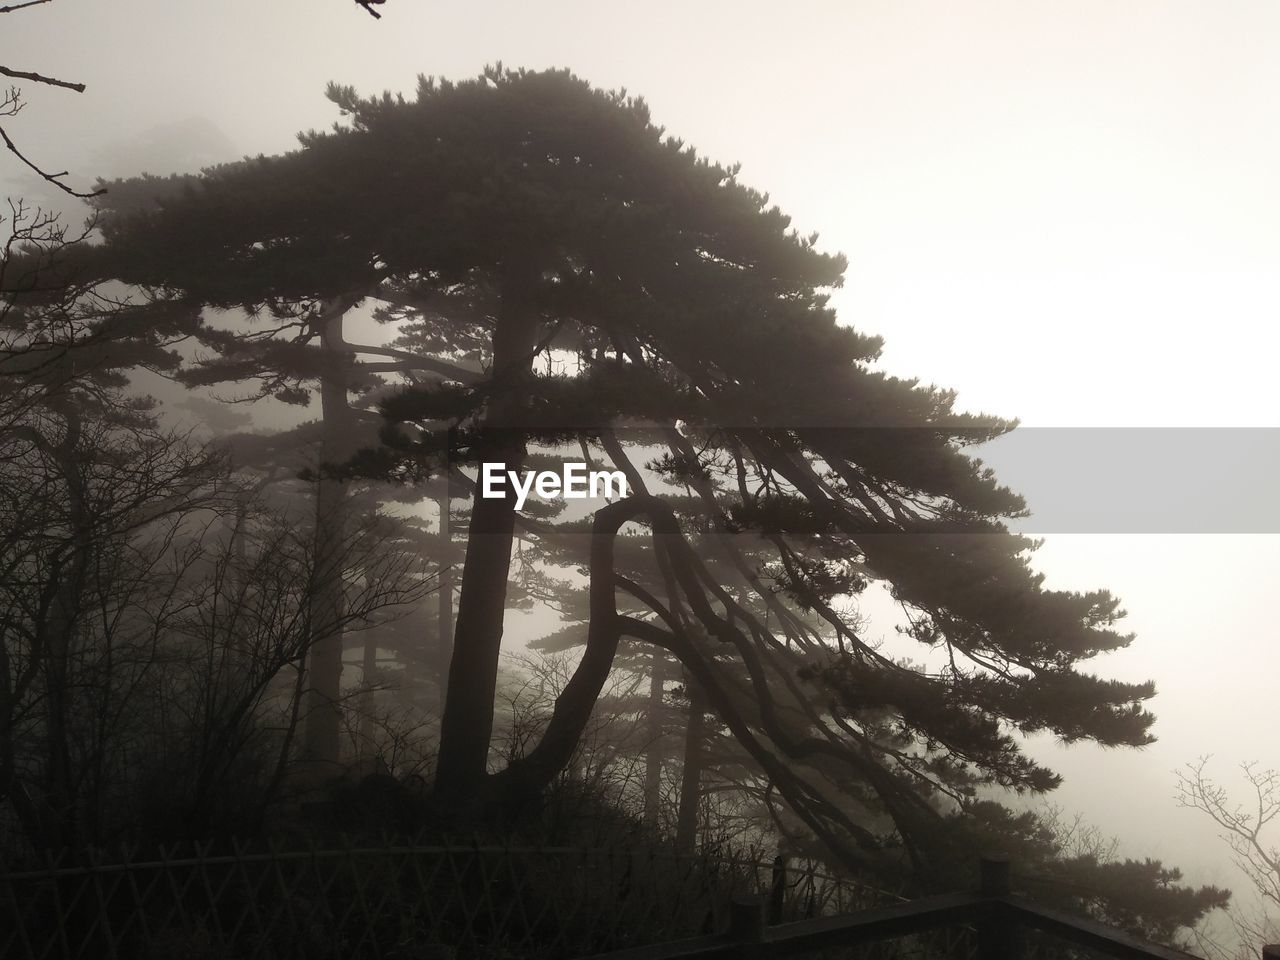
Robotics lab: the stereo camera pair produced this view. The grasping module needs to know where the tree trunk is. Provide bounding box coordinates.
[302,301,355,764]
[436,484,454,698]
[358,632,377,756]
[41,406,89,848]
[434,264,539,802]
[676,680,706,854]
[643,650,666,827]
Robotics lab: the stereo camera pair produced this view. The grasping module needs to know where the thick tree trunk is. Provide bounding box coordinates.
[302,302,355,764]
[434,265,539,802]
[643,650,666,827]
[676,681,706,854]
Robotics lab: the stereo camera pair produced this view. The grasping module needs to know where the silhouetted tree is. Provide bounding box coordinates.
[944,802,1229,948]
[0,202,432,850]
[87,68,1164,886]
[58,167,470,765]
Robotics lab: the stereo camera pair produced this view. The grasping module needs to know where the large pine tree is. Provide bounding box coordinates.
[85,67,1160,883]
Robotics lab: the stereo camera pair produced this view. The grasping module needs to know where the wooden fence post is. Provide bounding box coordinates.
[768,855,787,925]
[730,893,765,956]
[978,855,1016,960]
[981,856,1010,897]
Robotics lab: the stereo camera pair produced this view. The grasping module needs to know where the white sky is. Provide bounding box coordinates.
[6,0,1278,905]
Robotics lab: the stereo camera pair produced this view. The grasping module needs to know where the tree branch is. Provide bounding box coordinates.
[0,125,104,198]
[0,0,52,14]
[0,65,84,93]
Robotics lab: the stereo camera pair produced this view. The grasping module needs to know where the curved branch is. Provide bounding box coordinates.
[618,615,886,874]
[492,491,932,873]
[491,495,657,796]
[0,126,103,198]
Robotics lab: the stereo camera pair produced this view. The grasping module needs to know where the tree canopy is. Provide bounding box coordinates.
[84,66,1162,886]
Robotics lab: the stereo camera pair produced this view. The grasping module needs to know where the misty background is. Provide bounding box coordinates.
[5,0,1277,933]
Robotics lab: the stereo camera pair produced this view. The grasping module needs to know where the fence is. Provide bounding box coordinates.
[0,839,896,959]
[584,858,1210,960]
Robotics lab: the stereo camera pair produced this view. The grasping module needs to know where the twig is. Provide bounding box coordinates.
[0,125,104,198]
[0,0,53,13]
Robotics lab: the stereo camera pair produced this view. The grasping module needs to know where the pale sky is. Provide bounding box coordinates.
[6,0,1278,906]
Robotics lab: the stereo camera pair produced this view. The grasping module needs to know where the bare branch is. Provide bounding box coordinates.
[1177,755,1280,948]
[0,125,104,198]
[0,65,85,93]
[0,0,53,13]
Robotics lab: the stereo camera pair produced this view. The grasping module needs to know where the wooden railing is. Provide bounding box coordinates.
[4,840,1275,960]
[584,856,1241,960]
[0,838,885,958]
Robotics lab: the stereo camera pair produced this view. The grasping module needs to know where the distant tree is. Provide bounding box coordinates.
[0,199,197,429]
[0,201,431,850]
[64,162,473,766]
[167,336,452,768]
[0,410,430,849]
[93,158,491,767]
[89,67,1164,888]
[1178,758,1280,958]
[942,802,1229,948]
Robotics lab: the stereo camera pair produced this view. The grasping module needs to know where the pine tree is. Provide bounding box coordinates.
[87,67,1162,885]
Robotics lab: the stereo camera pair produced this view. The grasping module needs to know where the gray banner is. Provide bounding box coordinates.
[977,427,1280,533]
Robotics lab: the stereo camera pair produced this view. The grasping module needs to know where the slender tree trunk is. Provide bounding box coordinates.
[434,264,539,802]
[0,591,55,849]
[41,407,88,848]
[358,633,377,756]
[676,681,706,854]
[436,484,454,698]
[226,491,250,659]
[643,650,666,827]
[302,301,354,764]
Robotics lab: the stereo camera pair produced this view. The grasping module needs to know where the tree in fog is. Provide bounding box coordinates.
[83,70,1211,918]
[0,412,430,847]
[0,202,431,849]
[1178,759,1279,958]
[68,165,471,765]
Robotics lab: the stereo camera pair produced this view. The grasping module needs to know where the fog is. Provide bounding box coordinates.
[5,0,1277,944]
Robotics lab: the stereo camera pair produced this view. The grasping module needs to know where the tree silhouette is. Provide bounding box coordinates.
[87,67,1160,882]
[0,196,432,850]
